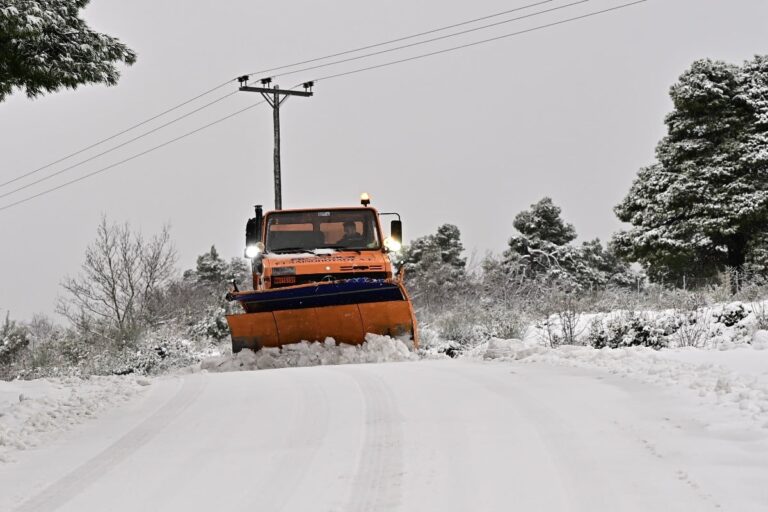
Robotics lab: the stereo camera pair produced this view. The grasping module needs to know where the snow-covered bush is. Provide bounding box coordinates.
[80,327,221,376]
[748,302,768,330]
[0,313,30,379]
[714,303,747,327]
[587,313,672,350]
[188,306,230,341]
[671,311,711,348]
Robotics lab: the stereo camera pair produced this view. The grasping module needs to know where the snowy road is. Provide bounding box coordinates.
[2,359,767,511]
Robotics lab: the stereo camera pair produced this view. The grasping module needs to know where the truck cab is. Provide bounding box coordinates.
[245,203,403,291]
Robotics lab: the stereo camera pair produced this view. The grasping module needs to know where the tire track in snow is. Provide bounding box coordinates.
[247,371,331,512]
[14,376,205,512]
[342,367,404,512]
[446,361,720,511]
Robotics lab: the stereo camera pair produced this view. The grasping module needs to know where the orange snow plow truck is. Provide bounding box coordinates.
[225,194,418,352]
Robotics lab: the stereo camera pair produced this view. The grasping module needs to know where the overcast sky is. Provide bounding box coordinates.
[2,0,767,320]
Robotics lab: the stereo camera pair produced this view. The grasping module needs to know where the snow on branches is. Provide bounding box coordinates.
[615,56,768,282]
[0,0,136,101]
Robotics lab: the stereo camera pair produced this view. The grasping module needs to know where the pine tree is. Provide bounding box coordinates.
[402,224,467,306]
[194,246,228,283]
[505,198,636,289]
[0,0,136,102]
[615,56,768,282]
[512,197,576,246]
[403,223,466,278]
[505,197,577,277]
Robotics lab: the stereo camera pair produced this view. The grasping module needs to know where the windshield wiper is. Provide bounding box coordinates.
[323,245,363,254]
[271,247,317,255]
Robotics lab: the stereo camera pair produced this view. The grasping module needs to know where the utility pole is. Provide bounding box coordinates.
[237,76,314,210]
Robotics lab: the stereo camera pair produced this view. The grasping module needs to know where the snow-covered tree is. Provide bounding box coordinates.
[578,238,637,288]
[615,56,768,283]
[504,197,576,277]
[194,246,228,283]
[505,198,636,289]
[0,0,136,102]
[183,246,250,287]
[58,217,176,343]
[402,224,467,306]
[433,224,466,270]
[0,312,29,378]
[512,197,576,246]
[403,224,466,279]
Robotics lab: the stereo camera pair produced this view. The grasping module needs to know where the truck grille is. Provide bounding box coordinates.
[270,271,388,288]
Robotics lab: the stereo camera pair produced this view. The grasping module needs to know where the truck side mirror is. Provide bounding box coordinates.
[245,217,259,247]
[390,220,402,243]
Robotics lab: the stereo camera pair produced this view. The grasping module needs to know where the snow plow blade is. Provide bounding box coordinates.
[226,279,418,352]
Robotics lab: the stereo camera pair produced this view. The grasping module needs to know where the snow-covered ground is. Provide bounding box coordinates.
[1,337,768,510]
[0,375,148,463]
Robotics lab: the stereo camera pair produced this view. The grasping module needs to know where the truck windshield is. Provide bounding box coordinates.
[265,209,381,253]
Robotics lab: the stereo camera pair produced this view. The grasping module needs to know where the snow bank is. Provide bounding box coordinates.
[200,334,416,373]
[0,375,147,463]
[471,338,768,428]
[524,300,768,350]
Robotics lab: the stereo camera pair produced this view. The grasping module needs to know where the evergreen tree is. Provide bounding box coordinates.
[402,224,467,305]
[505,198,636,289]
[403,223,466,279]
[505,197,577,277]
[184,246,250,287]
[615,56,768,282]
[0,0,136,102]
[194,246,228,283]
[512,197,576,246]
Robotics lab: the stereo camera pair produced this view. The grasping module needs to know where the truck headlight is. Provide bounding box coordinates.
[384,237,402,253]
[245,242,264,259]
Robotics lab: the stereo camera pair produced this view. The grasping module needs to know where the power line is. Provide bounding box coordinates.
[272,0,590,80]
[312,0,647,83]
[1,1,555,190]
[0,1,647,214]
[3,5,573,201]
[244,0,555,77]
[0,99,268,213]
[0,91,239,201]
[0,79,235,189]
[0,0,582,194]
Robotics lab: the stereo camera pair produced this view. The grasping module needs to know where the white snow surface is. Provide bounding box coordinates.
[2,336,768,510]
[0,375,147,463]
[474,338,768,429]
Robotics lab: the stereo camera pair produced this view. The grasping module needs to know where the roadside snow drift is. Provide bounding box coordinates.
[200,334,416,373]
[474,338,768,429]
[0,376,147,462]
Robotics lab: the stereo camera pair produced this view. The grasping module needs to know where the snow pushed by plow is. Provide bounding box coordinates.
[200,333,417,373]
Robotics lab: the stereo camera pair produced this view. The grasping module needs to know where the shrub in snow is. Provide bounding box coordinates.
[0,314,30,379]
[587,313,672,350]
[748,302,768,330]
[714,303,747,327]
[80,327,220,376]
[671,310,713,348]
[188,306,230,341]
